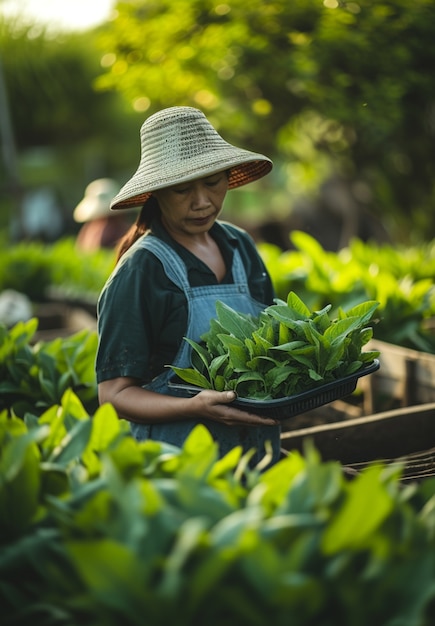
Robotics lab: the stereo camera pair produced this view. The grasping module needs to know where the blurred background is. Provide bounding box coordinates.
[1,0,435,250]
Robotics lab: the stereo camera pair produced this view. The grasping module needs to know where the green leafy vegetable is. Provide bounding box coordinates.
[171,293,380,400]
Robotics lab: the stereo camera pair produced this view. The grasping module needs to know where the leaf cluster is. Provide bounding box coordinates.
[2,397,435,625]
[0,318,98,418]
[94,0,435,241]
[0,236,114,302]
[259,231,435,353]
[171,292,379,400]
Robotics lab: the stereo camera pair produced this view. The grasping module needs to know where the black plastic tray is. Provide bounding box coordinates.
[168,359,380,420]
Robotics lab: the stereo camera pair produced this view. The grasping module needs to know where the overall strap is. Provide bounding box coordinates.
[137,235,190,291]
[217,223,249,283]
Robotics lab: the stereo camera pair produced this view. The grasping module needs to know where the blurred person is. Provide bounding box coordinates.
[73,178,132,252]
[12,186,64,242]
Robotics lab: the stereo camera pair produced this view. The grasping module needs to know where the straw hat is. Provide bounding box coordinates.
[110,106,273,211]
[73,178,120,223]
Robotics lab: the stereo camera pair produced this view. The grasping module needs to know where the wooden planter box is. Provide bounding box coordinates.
[281,402,435,469]
[360,340,435,413]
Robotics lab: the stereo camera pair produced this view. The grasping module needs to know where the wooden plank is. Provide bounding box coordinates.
[281,402,435,465]
[361,340,435,411]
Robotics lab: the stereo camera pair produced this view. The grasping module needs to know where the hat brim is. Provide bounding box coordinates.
[110,151,272,211]
[73,198,113,223]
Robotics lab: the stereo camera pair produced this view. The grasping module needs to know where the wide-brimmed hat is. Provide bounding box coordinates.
[110,106,273,210]
[73,178,120,223]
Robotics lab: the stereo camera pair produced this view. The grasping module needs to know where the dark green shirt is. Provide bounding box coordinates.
[96,219,275,383]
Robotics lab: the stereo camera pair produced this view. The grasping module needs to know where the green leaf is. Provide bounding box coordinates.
[209,353,229,379]
[311,310,332,333]
[38,372,57,403]
[308,369,324,382]
[0,425,46,483]
[181,424,219,469]
[341,360,364,375]
[158,517,208,598]
[286,291,312,317]
[251,329,274,353]
[210,506,264,548]
[0,430,44,535]
[322,464,394,553]
[358,326,374,346]
[9,318,38,349]
[170,366,211,389]
[342,300,380,326]
[214,375,226,391]
[360,350,380,363]
[89,402,122,453]
[48,418,93,465]
[215,300,257,339]
[68,539,145,599]
[184,338,212,371]
[266,305,307,326]
[246,355,282,371]
[324,316,366,344]
[270,340,307,352]
[217,334,249,371]
[324,345,346,372]
[285,346,317,369]
[265,365,298,391]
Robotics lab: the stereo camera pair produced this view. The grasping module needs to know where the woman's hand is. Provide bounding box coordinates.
[98,377,278,426]
[189,389,279,427]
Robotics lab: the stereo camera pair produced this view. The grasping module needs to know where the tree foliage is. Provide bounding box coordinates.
[1,2,435,242]
[1,23,111,147]
[95,0,435,242]
[0,17,141,199]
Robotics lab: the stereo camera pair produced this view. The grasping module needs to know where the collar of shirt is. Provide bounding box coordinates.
[150,217,238,248]
[149,217,238,284]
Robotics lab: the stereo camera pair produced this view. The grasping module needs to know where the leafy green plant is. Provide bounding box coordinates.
[0,318,98,418]
[2,232,434,354]
[171,292,380,400]
[258,231,435,352]
[2,392,435,626]
[0,236,114,303]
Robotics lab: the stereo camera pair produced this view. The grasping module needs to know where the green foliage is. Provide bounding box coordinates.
[0,236,114,301]
[259,231,435,353]
[0,16,142,221]
[2,1,435,239]
[1,233,434,355]
[171,292,379,399]
[0,17,132,152]
[0,318,98,418]
[2,396,435,625]
[96,0,435,241]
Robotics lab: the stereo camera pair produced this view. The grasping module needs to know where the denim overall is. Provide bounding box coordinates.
[130,234,281,466]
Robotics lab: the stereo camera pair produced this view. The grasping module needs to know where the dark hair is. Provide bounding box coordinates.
[116,196,160,261]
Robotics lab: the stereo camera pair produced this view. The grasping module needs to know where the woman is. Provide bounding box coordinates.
[96,106,282,466]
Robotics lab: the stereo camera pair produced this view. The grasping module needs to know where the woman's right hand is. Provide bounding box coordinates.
[189,389,279,427]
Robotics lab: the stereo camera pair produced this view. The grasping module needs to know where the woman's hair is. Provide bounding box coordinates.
[116,196,160,261]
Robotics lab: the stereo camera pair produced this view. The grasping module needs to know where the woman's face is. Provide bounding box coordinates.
[153,170,229,239]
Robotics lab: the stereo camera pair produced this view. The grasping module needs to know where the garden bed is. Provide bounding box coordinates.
[33,301,96,342]
[280,402,435,481]
[360,339,435,411]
